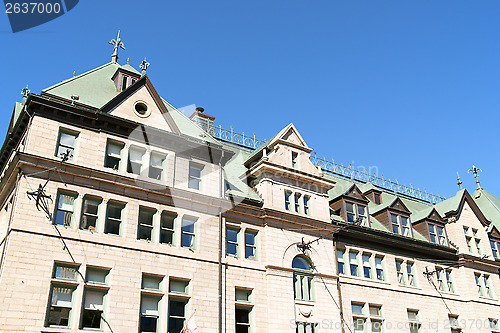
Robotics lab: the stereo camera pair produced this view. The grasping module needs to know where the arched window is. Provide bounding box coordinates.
[292,256,314,301]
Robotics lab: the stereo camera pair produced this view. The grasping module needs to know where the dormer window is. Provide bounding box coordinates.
[428,223,448,246]
[345,201,369,227]
[113,69,140,92]
[390,213,412,237]
[374,192,381,205]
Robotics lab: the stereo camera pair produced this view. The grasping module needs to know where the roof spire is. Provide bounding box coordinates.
[21,85,30,104]
[456,172,463,190]
[140,57,150,77]
[468,165,482,190]
[109,30,125,63]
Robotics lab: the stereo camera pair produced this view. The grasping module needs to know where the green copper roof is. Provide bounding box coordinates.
[472,188,500,230]
[121,63,140,74]
[434,189,466,217]
[43,62,122,109]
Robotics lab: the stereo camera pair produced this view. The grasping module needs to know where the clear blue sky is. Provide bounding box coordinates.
[1,1,499,199]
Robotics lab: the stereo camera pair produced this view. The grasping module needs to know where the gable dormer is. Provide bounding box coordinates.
[112,65,141,92]
[488,225,500,260]
[372,197,413,237]
[329,184,371,227]
[245,124,336,222]
[412,208,449,246]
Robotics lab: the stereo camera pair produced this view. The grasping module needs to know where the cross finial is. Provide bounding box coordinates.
[109,30,125,63]
[21,85,30,103]
[140,57,150,77]
[457,172,463,190]
[468,165,482,190]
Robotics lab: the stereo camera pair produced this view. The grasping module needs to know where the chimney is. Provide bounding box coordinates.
[189,107,215,135]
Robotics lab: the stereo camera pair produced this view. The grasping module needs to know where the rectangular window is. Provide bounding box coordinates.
[54,193,76,227]
[128,147,145,175]
[303,196,310,215]
[396,260,405,284]
[346,202,355,223]
[235,288,252,302]
[401,216,411,237]
[160,212,176,245]
[445,270,454,293]
[490,240,499,259]
[448,315,461,332]
[357,205,368,226]
[53,263,78,281]
[489,318,499,330]
[374,192,381,205]
[484,275,493,298]
[245,231,257,259]
[181,217,196,248]
[391,213,400,234]
[375,256,385,281]
[140,296,160,333]
[105,202,124,235]
[81,289,106,329]
[227,228,239,257]
[149,153,165,180]
[142,275,162,291]
[80,197,100,231]
[429,224,437,243]
[294,193,301,213]
[362,254,371,279]
[138,207,155,241]
[351,303,364,315]
[85,268,109,284]
[292,151,298,168]
[104,141,124,170]
[407,262,415,286]
[168,299,186,333]
[475,238,482,255]
[296,322,318,333]
[169,279,189,294]
[407,310,421,333]
[351,303,365,333]
[294,273,313,301]
[349,251,359,276]
[436,268,445,291]
[475,273,484,296]
[47,285,75,327]
[437,225,447,245]
[353,318,366,333]
[337,249,345,275]
[188,163,203,190]
[56,130,77,160]
[235,308,251,333]
[285,191,292,211]
[369,305,381,317]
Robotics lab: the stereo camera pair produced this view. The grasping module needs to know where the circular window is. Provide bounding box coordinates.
[134,101,150,117]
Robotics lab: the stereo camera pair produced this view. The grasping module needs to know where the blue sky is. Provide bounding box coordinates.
[1,1,499,199]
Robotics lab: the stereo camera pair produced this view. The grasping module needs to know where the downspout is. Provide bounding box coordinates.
[218,150,225,333]
[333,235,346,333]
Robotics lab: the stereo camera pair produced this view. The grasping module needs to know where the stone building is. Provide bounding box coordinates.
[0,41,499,333]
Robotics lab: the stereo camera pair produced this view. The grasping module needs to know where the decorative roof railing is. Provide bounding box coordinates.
[210,125,266,149]
[212,125,446,204]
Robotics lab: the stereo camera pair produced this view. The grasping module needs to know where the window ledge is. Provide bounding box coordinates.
[141,289,163,297]
[339,274,391,286]
[235,301,254,308]
[168,292,190,300]
[295,300,315,306]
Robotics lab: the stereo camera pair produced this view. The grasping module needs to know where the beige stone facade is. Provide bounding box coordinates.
[0,59,499,333]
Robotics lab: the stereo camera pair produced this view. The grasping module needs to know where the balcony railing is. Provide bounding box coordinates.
[212,125,446,204]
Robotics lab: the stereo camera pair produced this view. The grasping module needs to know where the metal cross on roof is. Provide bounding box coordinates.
[457,172,463,190]
[140,57,150,77]
[21,85,30,103]
[109,30,125,64]
[468,165,482,190]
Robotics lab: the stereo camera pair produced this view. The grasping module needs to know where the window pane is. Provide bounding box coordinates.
[182,218,195,234]
[235,308,250,324]
[54,264,78,280]
[351,303,364,315]
[169,280,189,294]
[189,165,202,179]
[59,132,76,147]
[86,269,108,284]
[292,257,311,271]
[169,300,186,317]
[227,229,238,243]
[142,276,162,290]
[235,289,251,302]
[107,204,122,219]
[51,286,74,307]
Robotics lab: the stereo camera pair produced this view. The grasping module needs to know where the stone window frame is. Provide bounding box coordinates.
[55,127,79,161]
